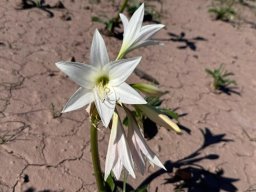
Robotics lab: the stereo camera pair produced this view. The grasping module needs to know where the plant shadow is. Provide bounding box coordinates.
[110,128,238,191]
[24,188,52,192]
[135,127,238,192]
[168,32,207,51]
[16,0,65,18]
[217,85,240,96]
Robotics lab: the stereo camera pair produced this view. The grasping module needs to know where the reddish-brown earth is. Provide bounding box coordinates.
[1,0,256,191]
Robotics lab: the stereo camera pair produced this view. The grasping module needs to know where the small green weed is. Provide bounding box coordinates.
[205,65,237,91]
[209,0,237,21]
[127,2,161,23]
[91,0,162,36]
[209,6,236,21]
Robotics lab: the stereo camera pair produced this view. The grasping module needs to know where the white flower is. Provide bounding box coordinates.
[56,29,146,127]
[117,3,165,59]
[104,112,135,180]
[126,109,166,174]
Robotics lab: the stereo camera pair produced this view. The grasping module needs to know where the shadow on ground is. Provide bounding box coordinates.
[16,0,65,18]
[135,127,238,192]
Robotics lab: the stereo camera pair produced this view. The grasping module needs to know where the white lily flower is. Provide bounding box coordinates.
[126,110,166,174]
[117,3,165,59]
[104,112,135,180]
[56,29,146,127]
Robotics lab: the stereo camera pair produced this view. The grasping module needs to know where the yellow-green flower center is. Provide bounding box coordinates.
[96,75,109,87]
[96,75,110,102]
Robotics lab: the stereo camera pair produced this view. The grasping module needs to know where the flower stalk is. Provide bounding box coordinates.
[90,105,105,192]
[111,0,129,33]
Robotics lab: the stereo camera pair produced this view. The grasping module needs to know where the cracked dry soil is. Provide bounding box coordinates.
[1,0,256,191]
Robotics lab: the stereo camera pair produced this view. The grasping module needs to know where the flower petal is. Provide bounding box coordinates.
[127,114,145,174]
[127,111,166,170]
[123,3,144,47]
[108,112,136,179]
[90,29,109,67]
[62,87,94,113]
[119,14,129,36]
[109,57,142,86]
[114,83,146,104]
[93,88,115,128]
[112,158,123,179]
[55,61,96,89]
[104,113,119,180]
[131,40,161,51]
[133,24,164,46]
[116,116,136,178]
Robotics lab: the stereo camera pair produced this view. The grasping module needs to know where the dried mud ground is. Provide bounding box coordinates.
[1,0,256,191]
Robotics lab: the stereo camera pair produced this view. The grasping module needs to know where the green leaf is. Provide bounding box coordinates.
[146,96,162,107]
[105,173,116,192]
[134,185,148,192]
[91,16,105,24]
[159,108,179,120]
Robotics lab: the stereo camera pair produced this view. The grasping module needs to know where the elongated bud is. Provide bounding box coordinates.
[136,104,181,134]
[131,83,167,96]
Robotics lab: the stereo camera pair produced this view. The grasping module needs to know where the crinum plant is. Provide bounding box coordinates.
[55,4,181,192]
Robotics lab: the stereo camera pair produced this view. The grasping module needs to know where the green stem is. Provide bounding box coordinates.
[90,110,105,192]
[123,171,128,192]
[111,0,129,32]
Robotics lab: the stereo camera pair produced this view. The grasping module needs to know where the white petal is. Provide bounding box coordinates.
[127,114,145,174]
[112,158,123,179]
[132,118,166,170]
[120,14,129,36]
[109,57,142,86]
[133,24,164,46]
[123,3,144,46]
[104,113,119,180]
[90,29,109,67]
[114,83,146,104]
[126,110,166,170]
[116,118,136,178]
[93,88,115,128]
[56,61,96,89]
[62,87,94,113]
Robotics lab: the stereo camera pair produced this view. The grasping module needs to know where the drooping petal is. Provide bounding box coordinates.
[112,158,123,179]
[108,57,142,86]
[127,112,145,174]
[115,113,136,178]
[105,112,136,179]
[93,88,115,128]
[119,14,129,36]
[90,29,109,67]
[123,3,144,47]
[127,111,166,170]
[114,83,146,104]
[55,61,96,89]
[62,87,94,113]
[104,112,119,180]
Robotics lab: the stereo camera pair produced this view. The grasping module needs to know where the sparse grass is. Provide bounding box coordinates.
[209,6,236,21]
[205,64,237,91]
[126,2,161,22]
[91,0,161,36]
[209,0,237,21]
